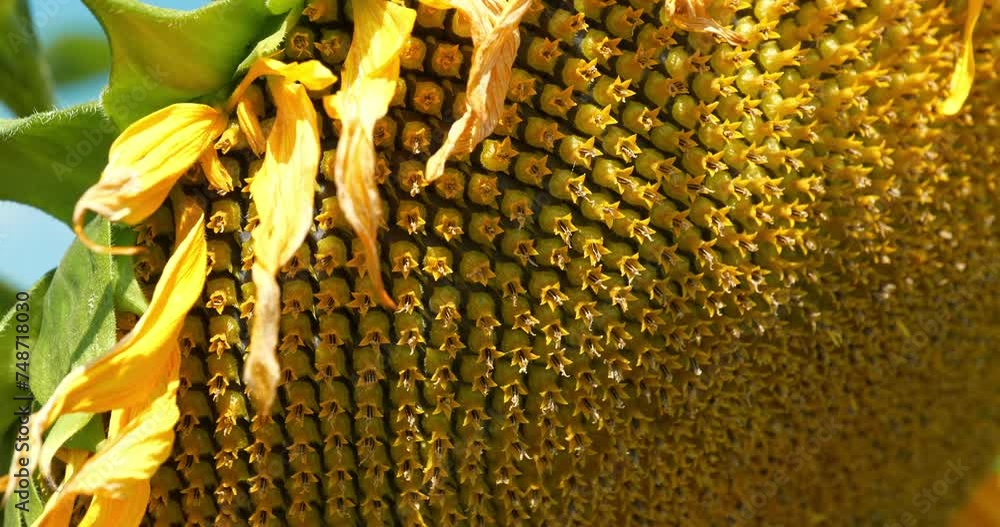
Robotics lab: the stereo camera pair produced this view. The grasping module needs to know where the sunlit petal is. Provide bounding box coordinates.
[199,147,235,194]
[661,0,747,46]
[228,58,337,111]
[77,482,151,527]
[324,0,416,308]
[236,84,267,156]
[73,103,225,255]
[6,196,204,492]
[245,76,321,414]
[424,0,533,183]
[35,369,178,527]
[940,0,983,115]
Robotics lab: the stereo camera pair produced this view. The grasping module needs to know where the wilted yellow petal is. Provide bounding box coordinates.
[227,59,336,161]
[245,76,322,414]
[424,0,532,183]
[340,2,413,89]
[214,121,246,154]
[661,0,747,46]
[246,266,281,412]
[236,84,266,156]
[324,0,415,308]
[6,196,204,494]
[73,103,225,255]
[328,113,389,298]
[199,147,234,194]
[940,0,983,115]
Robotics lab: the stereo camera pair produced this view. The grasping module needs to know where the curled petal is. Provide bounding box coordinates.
[73,103,225,255]
[245,77,321,413]
[227,57,338,111]
[940,0,983,115]
[33,479,76,526]
[330,110,391,308]
[236,84,267,156]
[662,0,747,46]
[6,195,205,495]
[200,147,235,194]
[424,0,532,183]
[340,1,415,88]
[324,0,416,308]
[246,264,281,412]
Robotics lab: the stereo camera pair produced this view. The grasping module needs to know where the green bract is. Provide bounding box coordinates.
[0,103,116,227]
[84,0,291,126]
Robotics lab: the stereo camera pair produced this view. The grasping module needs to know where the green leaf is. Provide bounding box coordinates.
[30,216,146,404]
[60,414,105,451]
[44,32,111,86]
[84,0,285,127]
[0,0,55,116]
[0,270,52,436]
[0,103,116,227]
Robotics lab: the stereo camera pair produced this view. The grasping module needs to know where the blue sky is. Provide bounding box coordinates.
[0,0,203,289]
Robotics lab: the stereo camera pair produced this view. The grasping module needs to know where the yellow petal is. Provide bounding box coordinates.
[323,0,416,308]
[329,113,390,304]
[228,58,338,111]
[245,76,322,414]
[199,147,234,194]
[73,103,225,255]
[228,59,336,159]
[940,0,983,115]
[418,0,452,9]
[35,369,178,527]
[34,498,74,527]
[246,264,281,413]
[424,0,532,183]
[662,0,747,47]
[70,400,175,492]
[76,482,151,527]
[7,196,204,494]
[214,121,247,154]
[342,1,415,88]
[236,84,267,156]
[32,448,91,524]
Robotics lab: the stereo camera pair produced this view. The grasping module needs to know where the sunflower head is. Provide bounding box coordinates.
[3,0,999,526]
